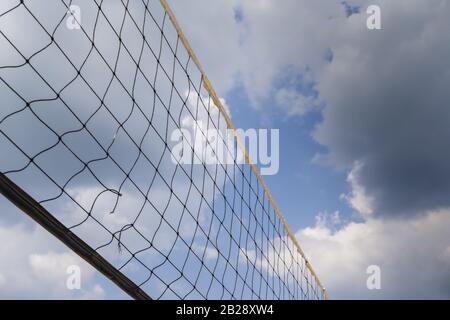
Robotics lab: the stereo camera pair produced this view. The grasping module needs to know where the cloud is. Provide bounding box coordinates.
[274,67,322,117]
[313,0,450,217]
[297,209,450,299]
[340,161,375,216]
[173,0,450,218]
[169,0,343,107]
[0,223,105,299]
[29,251,105,299]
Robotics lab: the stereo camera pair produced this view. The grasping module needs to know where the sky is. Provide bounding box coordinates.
[1,0,450,299]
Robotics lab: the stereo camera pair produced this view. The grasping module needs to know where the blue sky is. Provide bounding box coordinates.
[225,81,350,231]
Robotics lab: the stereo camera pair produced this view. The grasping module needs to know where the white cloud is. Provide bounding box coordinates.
[0,223,105,299]
[29,251,105,299]
[297,209,450,299]
[275,87,317,117]
[340,161,375,216]
[29,252,85,277]
[80,284,105,299]
[0,273,5,287]
[192,243,219,261]
[169,0,343,107]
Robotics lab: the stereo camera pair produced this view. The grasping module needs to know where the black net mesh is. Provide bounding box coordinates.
[0,0,325,300]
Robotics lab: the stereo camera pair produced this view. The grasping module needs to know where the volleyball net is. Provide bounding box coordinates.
[0,0,326,300]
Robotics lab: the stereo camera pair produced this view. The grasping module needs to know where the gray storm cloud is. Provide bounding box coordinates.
[314,0,450,217]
